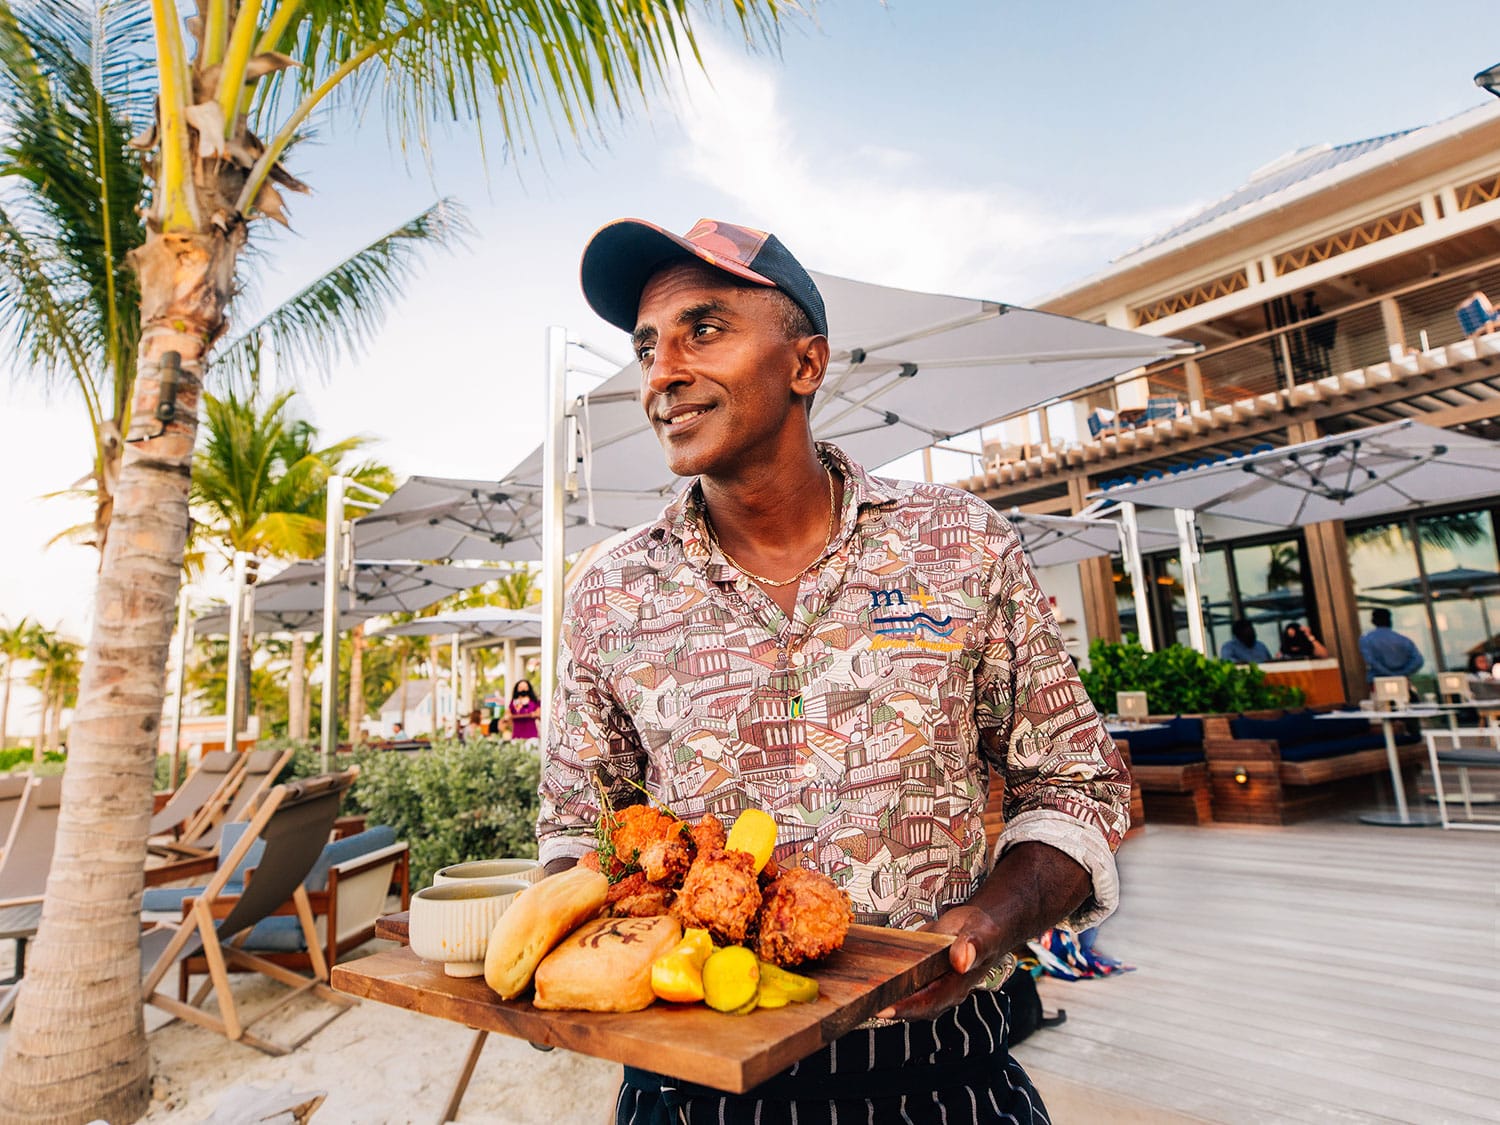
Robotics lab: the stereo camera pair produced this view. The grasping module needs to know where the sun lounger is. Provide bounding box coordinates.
[0,774,64,1021]
[0,774,28,858]
[141,769,360,1055]
[149,745,294,863]
[148,750,244,839]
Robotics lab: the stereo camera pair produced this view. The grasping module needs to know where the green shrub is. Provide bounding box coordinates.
[348,738,541,888]
[0,747,65,773]
[1079,637,1304,715]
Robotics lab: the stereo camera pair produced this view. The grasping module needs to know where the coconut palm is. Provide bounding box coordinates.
[26,630,82,757]
[1,2,787,1116]
[0,615,45,750]
[0,4,468,561]
[190,386,394,732]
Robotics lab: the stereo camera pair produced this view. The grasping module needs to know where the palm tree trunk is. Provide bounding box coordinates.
[0,229,235,1124]
[47,697,62,753]
[289,633,307,741]
[0,663,11,749]
[348,624,365,744]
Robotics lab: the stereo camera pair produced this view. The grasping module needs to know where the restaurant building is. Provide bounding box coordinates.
[960,100,1500,702]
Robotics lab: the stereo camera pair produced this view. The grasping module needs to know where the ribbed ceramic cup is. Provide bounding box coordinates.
[433,858,544,886]
[408,879,527,977]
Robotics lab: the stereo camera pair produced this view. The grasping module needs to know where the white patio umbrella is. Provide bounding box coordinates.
[1006,510,1178,569]
[249,559,506,614]
[373,607,543,641]
[1090,420,1500,654]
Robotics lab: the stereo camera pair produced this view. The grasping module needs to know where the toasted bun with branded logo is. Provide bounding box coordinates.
[533,914,683,1012]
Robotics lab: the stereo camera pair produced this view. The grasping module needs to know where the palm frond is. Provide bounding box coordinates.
[245,1,783,188]
[210,198,473,388]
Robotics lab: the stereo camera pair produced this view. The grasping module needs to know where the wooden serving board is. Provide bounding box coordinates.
[332,923,953,1093]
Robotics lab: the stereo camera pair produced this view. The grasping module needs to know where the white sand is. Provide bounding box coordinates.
[1,939,622,1124]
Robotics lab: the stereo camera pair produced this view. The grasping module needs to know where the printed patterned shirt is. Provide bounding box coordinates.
[538,444,1130,930]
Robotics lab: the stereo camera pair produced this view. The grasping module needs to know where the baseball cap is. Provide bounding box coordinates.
[580,217,827,338]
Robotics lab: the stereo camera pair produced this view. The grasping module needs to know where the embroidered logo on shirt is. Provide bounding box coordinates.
[869,586,962,651]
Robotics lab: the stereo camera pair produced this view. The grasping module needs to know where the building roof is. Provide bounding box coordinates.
[1123,129,1417,258]
[378,679,441,713]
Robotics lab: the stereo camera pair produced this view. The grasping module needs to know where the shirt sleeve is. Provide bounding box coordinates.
[973,520,1133,931]
[536,581,648,868]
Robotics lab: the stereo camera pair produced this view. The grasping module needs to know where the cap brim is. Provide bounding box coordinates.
[580,219,776,334]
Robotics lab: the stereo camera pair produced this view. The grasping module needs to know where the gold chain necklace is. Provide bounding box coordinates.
[702,462,838,588]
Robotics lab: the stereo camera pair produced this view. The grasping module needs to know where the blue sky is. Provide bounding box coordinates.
[4,0,1500,671]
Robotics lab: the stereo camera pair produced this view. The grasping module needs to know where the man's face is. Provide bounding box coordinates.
[633,261,821,480]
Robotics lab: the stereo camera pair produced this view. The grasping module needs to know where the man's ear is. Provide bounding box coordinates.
[791,335,830,401]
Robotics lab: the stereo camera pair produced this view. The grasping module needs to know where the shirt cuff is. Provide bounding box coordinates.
[993,809,1120,931]
[536,831,598,870]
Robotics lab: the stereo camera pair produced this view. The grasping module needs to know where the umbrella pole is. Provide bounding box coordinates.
[167,585,192,789]
[450,633,461,733]
[541,325,569,733]
[319,475,344,770]
[1120,503,1155,651]
[224,552,247,753]
[1175,508,1207,655]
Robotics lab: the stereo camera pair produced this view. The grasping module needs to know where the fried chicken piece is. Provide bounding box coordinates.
[610,804,686,868]
[755,867,852,967]
[672,847,762,944]
[606,871,674,918]
[639,837,692,887]
[689,813,726,855]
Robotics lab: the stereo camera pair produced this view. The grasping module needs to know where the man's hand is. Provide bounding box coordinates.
[875,841,1091,1022]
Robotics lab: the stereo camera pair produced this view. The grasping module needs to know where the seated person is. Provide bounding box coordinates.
[1278,621,1328,660]
[1467,652,1494,678]
[1220,618,1272,665]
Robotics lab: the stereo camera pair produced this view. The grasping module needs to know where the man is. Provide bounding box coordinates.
[538,217,1130,1123]
[1359,607,1424,682]
[1220,618,1272,664]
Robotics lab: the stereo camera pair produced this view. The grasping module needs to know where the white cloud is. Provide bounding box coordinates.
[663,40,1196,303]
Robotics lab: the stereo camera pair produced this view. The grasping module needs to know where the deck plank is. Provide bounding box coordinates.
[1013,817,1500,1124]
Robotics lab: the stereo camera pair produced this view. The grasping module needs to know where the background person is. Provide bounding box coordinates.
[539,216,1130,1124]
[1278,621,1328,660]
[1220,618,1272,664]
[507,679,541,740]
[1359,607,1424,682]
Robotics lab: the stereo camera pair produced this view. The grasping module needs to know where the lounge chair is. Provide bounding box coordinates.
[141,769,360,1055]
[0,774,28,857]
[0,774,64,1021]
[143,825,409,994]
[148,749,244,839]
[149,745,295,865]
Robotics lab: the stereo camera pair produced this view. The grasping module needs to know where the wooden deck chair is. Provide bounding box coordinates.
[148,750,244,840]
[0,774,29,859]
[0,774,64,1022]
[141,769,359,1055]
[150,745,294,862]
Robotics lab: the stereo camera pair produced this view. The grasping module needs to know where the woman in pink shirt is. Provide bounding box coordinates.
[507,679,541,740]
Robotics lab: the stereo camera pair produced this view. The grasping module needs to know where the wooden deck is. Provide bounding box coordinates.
[1013,818,1499,1124]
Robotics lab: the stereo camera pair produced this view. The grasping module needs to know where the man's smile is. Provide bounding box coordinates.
[658,403,715,431]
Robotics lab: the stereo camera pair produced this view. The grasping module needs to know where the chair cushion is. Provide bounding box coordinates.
[238,914,308,953]
[302,826,398,892]
[1276,734,1385,763]
[1230,709,1332,745]
[141,882,245,914]
[1120,716,1204,755]
[1128,748,1205,766]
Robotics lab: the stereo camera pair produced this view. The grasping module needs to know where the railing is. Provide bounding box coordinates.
[973,255,1500,475]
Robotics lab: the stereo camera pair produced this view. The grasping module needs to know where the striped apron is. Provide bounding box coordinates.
[615,988,1049,1125]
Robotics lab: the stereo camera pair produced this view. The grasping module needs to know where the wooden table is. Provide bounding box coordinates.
[341,914,953,1097]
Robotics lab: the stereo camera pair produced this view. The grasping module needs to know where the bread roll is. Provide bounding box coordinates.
[533,914,682,1012]
[483,867,609,999]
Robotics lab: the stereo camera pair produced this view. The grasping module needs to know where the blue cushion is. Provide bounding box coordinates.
[237,914,307,953]
[142,882,245,913]
[219,821,267,884]
[1230,709,1325,745]
[302,826,397,893]
[1120,726,1178,753]
[1129,748,1205,766]
[1277,734,1386,763]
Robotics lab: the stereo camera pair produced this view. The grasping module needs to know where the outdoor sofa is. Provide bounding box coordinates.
[1201,707,1423,824]
[1112,717,1213,825]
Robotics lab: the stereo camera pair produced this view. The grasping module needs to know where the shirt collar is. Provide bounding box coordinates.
[647,442,900,570]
